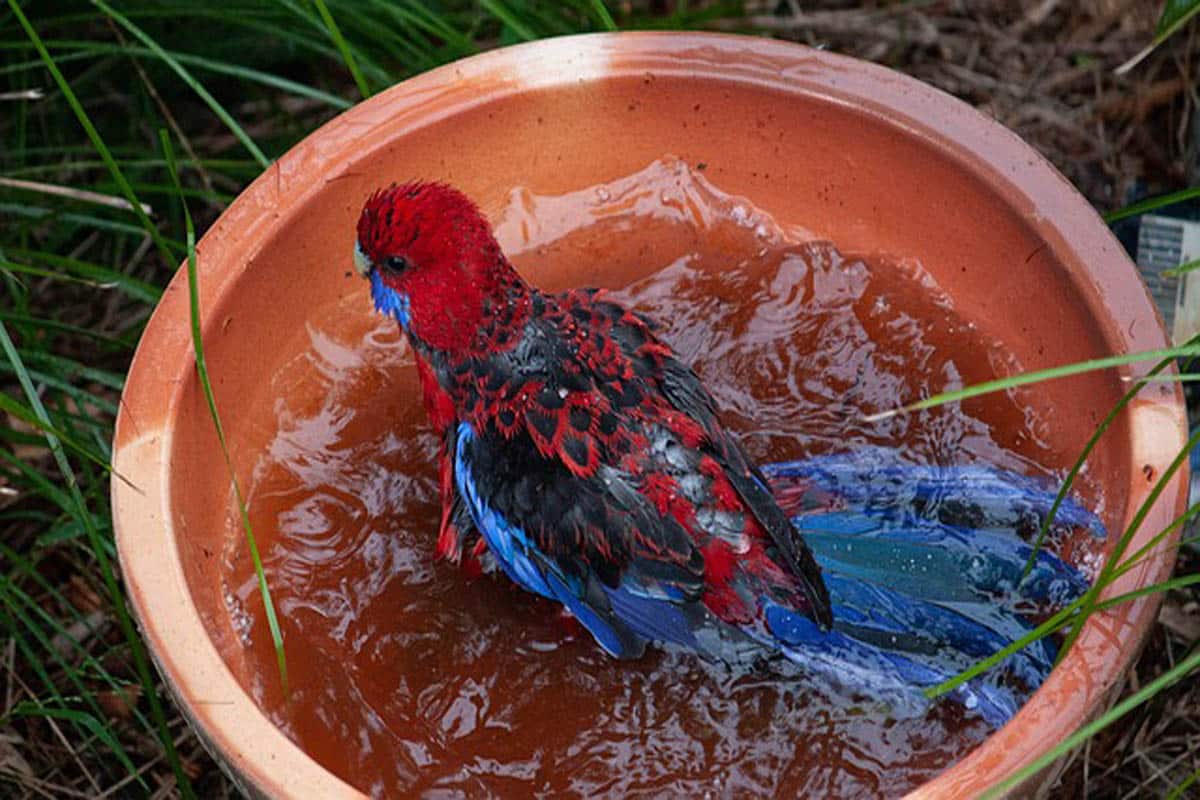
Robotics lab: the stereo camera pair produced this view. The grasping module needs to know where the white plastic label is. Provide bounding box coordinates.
[1136,214,1200,343]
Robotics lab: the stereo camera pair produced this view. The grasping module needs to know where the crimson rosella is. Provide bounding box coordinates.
[353,182,1100,725]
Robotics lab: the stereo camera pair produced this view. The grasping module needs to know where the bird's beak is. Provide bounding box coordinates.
[353,241,372,277]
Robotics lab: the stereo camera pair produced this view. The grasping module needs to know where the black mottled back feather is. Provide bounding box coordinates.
[462,425,705,599]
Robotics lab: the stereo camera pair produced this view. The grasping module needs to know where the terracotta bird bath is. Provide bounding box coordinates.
[112,32,1187,798]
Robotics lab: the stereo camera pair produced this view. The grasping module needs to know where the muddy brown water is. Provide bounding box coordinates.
[221,161,1101,797]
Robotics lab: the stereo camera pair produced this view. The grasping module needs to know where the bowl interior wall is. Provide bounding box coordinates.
[165,72,1130,691]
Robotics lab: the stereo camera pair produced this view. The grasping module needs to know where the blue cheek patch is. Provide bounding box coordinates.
[369,269,410,328]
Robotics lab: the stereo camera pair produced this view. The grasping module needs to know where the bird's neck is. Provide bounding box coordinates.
[413,352,456,434]
[408,271,530,434]
[469,267,533,355]
[405,256,531,356]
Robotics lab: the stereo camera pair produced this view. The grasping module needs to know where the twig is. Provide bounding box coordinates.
[1095,77,1189,119]
[0,89,43,101]
[0,767,95,800]
[0,178,152,216]
[105,19,220,211]
[3,638,14,716]
[1018,0,1061,31]
[94,722,195,799]
[8,672,103,796]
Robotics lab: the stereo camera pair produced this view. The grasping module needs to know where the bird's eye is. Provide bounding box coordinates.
[382,255,411,274]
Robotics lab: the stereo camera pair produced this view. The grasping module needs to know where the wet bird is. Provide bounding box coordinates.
[354,182,1099,724]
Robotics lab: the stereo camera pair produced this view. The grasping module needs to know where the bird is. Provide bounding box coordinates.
[353,181,1100,725]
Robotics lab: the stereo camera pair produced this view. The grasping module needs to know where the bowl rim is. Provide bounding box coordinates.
[111,30,1188,799]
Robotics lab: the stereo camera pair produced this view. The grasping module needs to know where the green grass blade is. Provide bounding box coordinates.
[924,594,1082,698]
[330,4,436,74]
[0,176,151,215]
[0,601,131,790]
[0,310,134,347]
[1125,373,1200,382]
[311,0,371,98]
[1020,352,1180,579]
[269,0,392,85]
[1,575,155,764]
[0,448,74,514]
[480,0,538,41]
[925,542,1193,701]
[161,129,289,697]
[4,156,260,180]
[928,431,1199,699]
[18,349,125,390]
[589,0,618,30]
[1115,0,1200,75]
[0,203,183,250]
[17,39,355,109]
[1167,766,1200,800]
[0,255,161,305]
[1095,570,1200,610]
[0,320,196,799]
[1114,504,1200,579]
[1157,0,1200,33]
[1056,423,1200,660]
[6,0,174,266]
[6,702,140,778]
[1165,256,1200,277]
[381,0,475,55]
[9,368,120,416]
[1104,185,1200,223]
[90,0,271,170]
[0,259,114,292]
[0,390,125,480]
[863,344,1200,421]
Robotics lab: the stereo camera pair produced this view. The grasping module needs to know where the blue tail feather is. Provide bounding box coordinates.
[754,448,1100,726]
[758,572,1050,725]
[760,602,1022,725]
[763,446,1105,538]
[822,574,1054,687]
[796,511,1090,607]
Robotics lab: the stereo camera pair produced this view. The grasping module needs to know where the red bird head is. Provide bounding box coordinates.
[355,182,524,352]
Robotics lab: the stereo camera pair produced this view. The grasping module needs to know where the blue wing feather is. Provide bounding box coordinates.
[602,583,700,650]
[454,422,553,600]
[542,571,628,657]
[455,421,651,657]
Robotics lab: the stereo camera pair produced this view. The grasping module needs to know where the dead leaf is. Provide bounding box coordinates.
[1159,600,1200,642]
